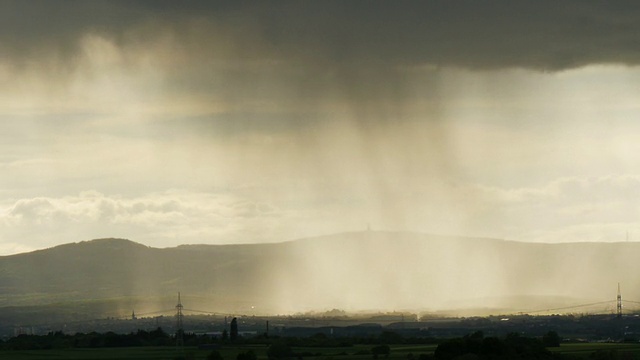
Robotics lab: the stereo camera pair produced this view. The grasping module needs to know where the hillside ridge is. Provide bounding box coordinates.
[1,231,639,318]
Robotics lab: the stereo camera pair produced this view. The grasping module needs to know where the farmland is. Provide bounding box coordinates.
[4,343,640,360]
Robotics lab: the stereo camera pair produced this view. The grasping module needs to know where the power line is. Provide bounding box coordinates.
[135,309,175,317]
[518,300,614,315]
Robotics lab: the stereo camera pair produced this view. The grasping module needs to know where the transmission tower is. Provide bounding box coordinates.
[617,283,622,318]
[176,292,184,347]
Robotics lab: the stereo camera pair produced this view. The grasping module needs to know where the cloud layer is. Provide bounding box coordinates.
[0,190,288,252]
[4,1,640,71]
[3,173,640,254]
[2,2,640,254]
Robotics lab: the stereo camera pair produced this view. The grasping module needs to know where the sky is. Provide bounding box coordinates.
[2,1,640,255]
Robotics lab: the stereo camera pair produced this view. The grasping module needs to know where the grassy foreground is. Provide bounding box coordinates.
[549,342,640,359]
[4,343,640,360]
[0,343,437,360]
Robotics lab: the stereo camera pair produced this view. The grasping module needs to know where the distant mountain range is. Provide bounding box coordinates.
[0,231,638,322]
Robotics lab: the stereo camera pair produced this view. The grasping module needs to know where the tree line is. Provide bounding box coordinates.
[4,327,612,360]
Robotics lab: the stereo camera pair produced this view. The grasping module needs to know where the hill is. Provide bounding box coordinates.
[0,232,638,322]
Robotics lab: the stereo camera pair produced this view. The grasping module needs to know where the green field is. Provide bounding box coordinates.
[0,343,438,360]
[5,343,640,360]
[550,343,640,359]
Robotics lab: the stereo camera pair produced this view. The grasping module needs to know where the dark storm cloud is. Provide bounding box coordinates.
[3,0,640,71]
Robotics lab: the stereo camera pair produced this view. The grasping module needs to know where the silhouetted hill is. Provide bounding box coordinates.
[0,232,638,320]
